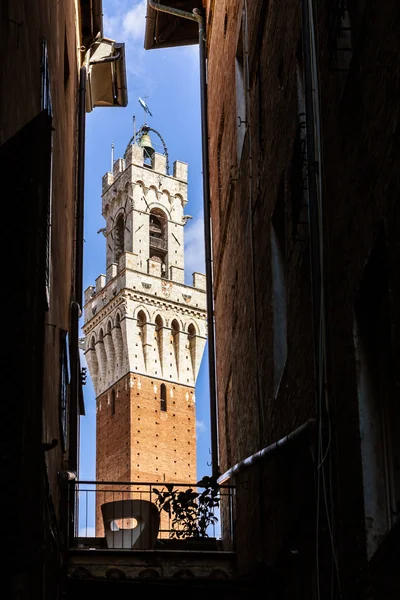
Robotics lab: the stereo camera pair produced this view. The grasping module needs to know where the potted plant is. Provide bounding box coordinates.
[153,476,220,547]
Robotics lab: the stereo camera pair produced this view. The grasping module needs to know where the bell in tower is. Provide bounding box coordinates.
[138,127,154,159]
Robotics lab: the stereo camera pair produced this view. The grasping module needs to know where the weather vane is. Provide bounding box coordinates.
[138,95,153,124]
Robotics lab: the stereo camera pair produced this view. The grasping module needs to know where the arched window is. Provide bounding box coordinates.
[171,319,179,361]
[106,320,115,371]
[115,214,125,262]
[111,389,116,415]
[137,310,147,367]
[113,312,123,369]
[155,314,163,362]
[171,319,179,339]
[187,323,196,377]
[137,310,146,331]
[160,383,167,412]
[149,214,163,238]
[97,328,107,381]
[149,209,168,275]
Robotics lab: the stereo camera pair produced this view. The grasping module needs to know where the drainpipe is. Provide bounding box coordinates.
[217,419,316,485]
[68,300,80,544]
[301,0,327,508]
[89,50,121,65]
[67,62,88,543]
[148,1,219,479]
[69,63,87,474]
[300,0,325,419]
[75,64,87,313]
[301,1,342,596]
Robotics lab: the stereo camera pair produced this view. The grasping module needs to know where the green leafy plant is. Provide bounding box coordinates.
[153,476,220,539]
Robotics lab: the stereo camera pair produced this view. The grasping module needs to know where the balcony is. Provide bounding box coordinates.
[73,480,235,548]
[149,235,167,251]
[67,480,237,586]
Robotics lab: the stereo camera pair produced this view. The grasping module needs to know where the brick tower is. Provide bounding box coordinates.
[82,128,207,529]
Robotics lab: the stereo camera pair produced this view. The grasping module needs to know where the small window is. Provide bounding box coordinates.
[235,13,247,161]
[354,232,400,558]
[328,1,353,75]
[290,42,309,241]
[115,214,125,262]
[271,174,287,396]
[111,389,116,415]
[64,28,70,90]
[160,383,167,412]
[41,38,53,116]
[217,108,225,220]
[41,39,53,309]
[59,330,70,451]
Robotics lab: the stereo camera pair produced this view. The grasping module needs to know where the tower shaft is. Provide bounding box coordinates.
[83,137,207,534]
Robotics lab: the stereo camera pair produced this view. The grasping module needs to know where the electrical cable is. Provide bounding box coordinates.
[243,0,267,567]
[308,0,343,596]
[243,1,266,451]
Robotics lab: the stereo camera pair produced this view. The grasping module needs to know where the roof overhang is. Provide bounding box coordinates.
[86,38,128,112]
[144,0,203,50]
[80,0,104,47]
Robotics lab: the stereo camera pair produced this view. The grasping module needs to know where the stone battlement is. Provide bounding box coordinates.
[102,143,188,195]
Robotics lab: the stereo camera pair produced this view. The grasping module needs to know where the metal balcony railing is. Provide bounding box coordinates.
[71,480,235,551]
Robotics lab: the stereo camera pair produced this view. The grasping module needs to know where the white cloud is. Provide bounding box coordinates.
[182,44,199,62]
[184,214,205,282]
[103,13,121,40]
[79,348,87,368]
[122,0,147,42]
[78,526,96,537]
[125,47,148,79]
[102,1,151,81]
[196,419,207,434]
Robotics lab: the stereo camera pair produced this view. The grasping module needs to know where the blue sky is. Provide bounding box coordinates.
[79,0,212,484]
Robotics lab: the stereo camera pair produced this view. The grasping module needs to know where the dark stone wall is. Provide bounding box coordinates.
[206,0,400,597]
[1,1,81,597]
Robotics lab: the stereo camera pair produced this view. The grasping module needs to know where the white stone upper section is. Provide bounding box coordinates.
[83,252,207,396]
[84,252,207,316]
[83,140,207,397]
[101,143,189,283]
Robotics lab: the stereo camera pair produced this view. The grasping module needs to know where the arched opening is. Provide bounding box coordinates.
[115,213,125,262]
[88,335,99,388]
[137,310,147,368]
[137,310,146,329]
[98,328,107,382]
[155,314,163,367]
[160,383,167,412]
[149,208,168,277]
[150,214,163,239]
[113,312,124,370]
[106,320,115,374]
[171,319,180,373]
[187,323,196,378]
